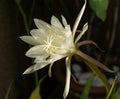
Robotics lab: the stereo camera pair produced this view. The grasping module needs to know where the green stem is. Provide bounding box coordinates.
[106,76,117,99]
[4,80,13,99]
[34,71,39,86]
[15,0,39,85]
[29,0,35,28]
[15,2,29,35]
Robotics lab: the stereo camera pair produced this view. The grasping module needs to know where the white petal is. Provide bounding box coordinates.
[23,65,35,74]
[65,25,72,37]
[34,62,50,71]
[51,16,63,28]
[20,36,40,45]
[62,35,74,50]
[50,25,65,36]
[23,61,50,74]
[63,56,71,99]
[50,54,64,62]
[61,15,67,27]
[30,29,47,43]
[25,45,48,58]
[34,18,50,29]
[72,0,87,38]
[75,22,88,44]
[30,29,46,38]
[34,56,50,63]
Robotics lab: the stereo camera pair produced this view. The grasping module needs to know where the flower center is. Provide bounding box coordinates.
[43,35,60,55]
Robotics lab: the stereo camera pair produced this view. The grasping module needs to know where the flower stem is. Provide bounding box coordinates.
[15,1,29,35]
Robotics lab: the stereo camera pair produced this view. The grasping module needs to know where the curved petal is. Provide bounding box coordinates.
[23,61,50,74]
[72,0,87,39]
[63,56,72,99]
[23,65,35,74]
[51,16,63,28]
[76,50,114,72]
[75,22,88,44]
[20,36,40,45]
[77,40,104,52]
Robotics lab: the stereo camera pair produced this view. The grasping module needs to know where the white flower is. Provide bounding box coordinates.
[20,15,77,99]
[20,15,75,74]
[20,0,113,98]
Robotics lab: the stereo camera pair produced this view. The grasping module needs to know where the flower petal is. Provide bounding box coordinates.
[76,50,114,72]
[72,0,87,38]
[25,45,48,58]
[34,18,50,29]
[30,29,48,44]
[61,15,67,27]
[75,22,88,44]
[34,56,49,63]
[62,34,74,51]
[63,56,72,99]
[23,61,50,74]
[23,65,35,74]
[51,16,63,28]
[34,61,50,71]
[30,29,47,38]
[20,36,40,45]
[77,40,104,52]
[50,54,64,62]
[65,25,72,37]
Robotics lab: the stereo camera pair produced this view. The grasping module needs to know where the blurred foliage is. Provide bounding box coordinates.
[88,0,109,21]
[4,80,14,99]
[106,76,117,99]
[29,76,47,99]
[15,0,21,4]
[81,73,95,99]
[110,87,120,99]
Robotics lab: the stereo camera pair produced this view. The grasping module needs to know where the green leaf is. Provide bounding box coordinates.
[81,73,95,99]
[29,75,47,99]
[96,9,107,21]
[88,0,109,21]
